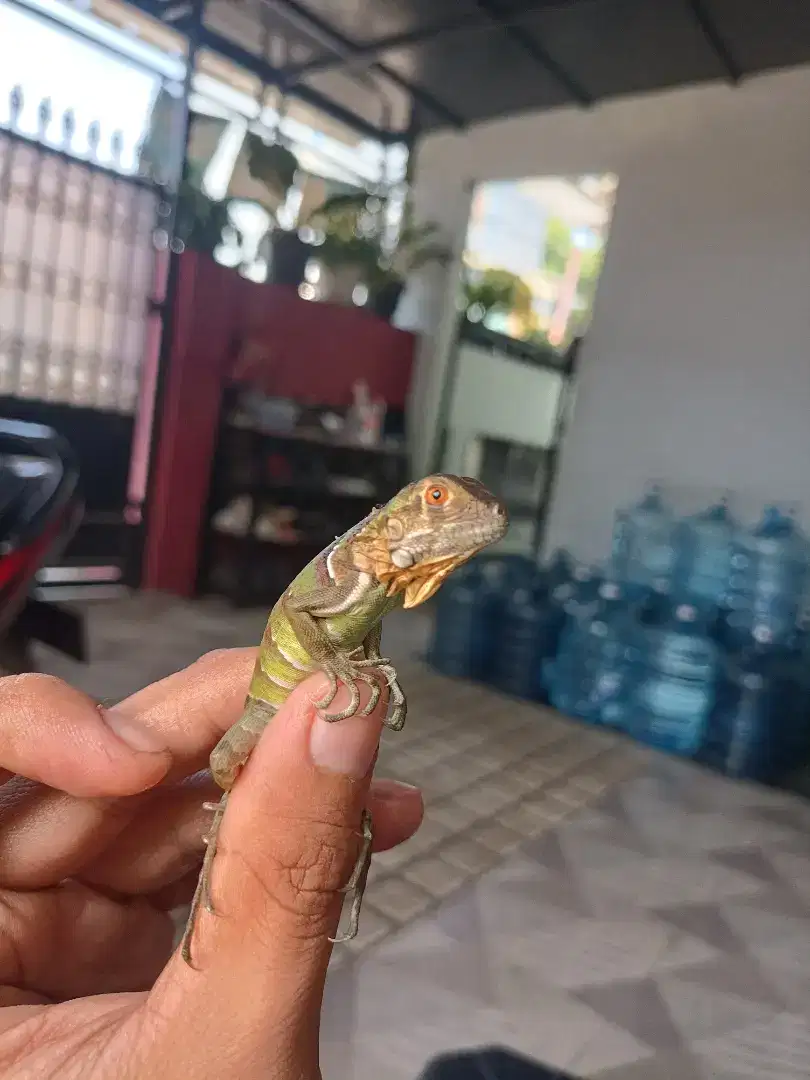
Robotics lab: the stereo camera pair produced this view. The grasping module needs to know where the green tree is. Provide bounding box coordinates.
[542,216,572,276]
[463,268,533,323]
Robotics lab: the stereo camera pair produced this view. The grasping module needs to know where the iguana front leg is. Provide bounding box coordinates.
[282,582,383,722]
[361,622,407,732]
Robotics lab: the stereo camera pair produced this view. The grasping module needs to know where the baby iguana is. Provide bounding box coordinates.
[182,474,508,965]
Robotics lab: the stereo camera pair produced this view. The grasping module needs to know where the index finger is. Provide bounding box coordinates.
[101,648,257,780]
[0,650,256,798]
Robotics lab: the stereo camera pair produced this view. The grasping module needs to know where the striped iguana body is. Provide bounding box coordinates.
[182,474,508,965]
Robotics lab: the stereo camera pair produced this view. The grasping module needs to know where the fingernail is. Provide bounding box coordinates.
[309,690,383,779]
[371,779,422,803]
[99,704,167,754]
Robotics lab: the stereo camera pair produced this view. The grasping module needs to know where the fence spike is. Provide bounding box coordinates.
[111,129,124,164]
[62,108,76,147]
[37,97,52,138]
[87,120,101,159]
[9,85,23,128]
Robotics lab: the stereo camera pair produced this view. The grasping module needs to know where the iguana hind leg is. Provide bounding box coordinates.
[330,808,373,944]
[181,698,276,966]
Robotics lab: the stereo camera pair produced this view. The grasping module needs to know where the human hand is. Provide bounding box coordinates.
[0,649,423,1078]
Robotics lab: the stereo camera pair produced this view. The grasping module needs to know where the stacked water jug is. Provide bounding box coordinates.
[426,482,810,786]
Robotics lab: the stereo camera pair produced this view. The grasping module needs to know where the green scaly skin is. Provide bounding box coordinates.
[181,474,508,967]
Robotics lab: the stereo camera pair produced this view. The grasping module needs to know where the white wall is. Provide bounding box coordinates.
[442,342,564,552]
[405,66,810,562]
[444,343,563,471]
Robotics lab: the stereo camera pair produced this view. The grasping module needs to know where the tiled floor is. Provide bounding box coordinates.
[34,594,810,1080]
[323,756,810,1080]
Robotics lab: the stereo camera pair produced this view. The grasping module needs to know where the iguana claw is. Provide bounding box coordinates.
[314,664,382,721]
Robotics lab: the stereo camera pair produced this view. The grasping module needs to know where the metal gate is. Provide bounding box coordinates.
[0,82,170,593]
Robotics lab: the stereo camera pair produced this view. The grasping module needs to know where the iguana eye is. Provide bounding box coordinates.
[425,484,449,506]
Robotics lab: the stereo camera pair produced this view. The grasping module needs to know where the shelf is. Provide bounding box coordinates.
[215,482,379,504]
[209,529,331,551]
[226,416,408,458]
[202,391,410,607]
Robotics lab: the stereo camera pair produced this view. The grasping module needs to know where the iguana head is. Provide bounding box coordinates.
[354,474,508,609]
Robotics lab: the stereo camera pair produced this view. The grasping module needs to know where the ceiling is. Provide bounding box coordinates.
[127,0,810,142]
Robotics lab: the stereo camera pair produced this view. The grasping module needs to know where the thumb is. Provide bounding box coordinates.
[148,673,386,1079]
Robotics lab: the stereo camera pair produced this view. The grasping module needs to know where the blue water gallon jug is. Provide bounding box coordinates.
[427,562,500,680]
[672,498,738,608]
[723,507,810,648]
[558,563,603,623]
[611,484,677,592]
[790,626,810,768]
[544,548,575,592]
[480,553,543,594]
[546,581,635,723]
[489,583,550,701]
[625,601,719,756]
[701,625,799,783]
[541,563,602,692]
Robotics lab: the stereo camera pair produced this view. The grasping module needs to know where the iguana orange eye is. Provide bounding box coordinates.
[425,484,449,506]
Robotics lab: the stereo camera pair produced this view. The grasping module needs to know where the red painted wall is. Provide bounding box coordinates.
[232,278,415,408]
[142,252,416,596]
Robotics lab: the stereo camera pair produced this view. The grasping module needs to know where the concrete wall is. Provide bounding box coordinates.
[404,65,810,562]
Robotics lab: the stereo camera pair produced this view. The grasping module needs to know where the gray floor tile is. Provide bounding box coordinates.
[574,978,685,1050]
[651,902,744,953]
[589,1050,708,1080]
[29,594,810,1078]
[692,1012,810,1078]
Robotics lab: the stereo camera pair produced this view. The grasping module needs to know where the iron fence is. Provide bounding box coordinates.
[0,84,171,413]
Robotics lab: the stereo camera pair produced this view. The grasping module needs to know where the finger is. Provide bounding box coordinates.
[0,987,50,1006]
[146,673,389,1080]
[101,648,257,778]
[78,775,218,895]
[0,648,256,890]
[369,778,425,851]
[0,674,170,798]
[80,777,423,897]
[0,881,174,1000]
[149,868,204,911]
[0,776,146,889]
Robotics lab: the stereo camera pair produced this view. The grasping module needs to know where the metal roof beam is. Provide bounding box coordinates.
[684,0,741,84]
[256,0,465,128]
[197,27,394,141]
[365,68,466,130]
[473,0,592,106]
[122,0,401,138]
[282,0,595,80]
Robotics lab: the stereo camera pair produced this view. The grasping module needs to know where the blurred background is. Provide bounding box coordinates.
[3,2,810,1078]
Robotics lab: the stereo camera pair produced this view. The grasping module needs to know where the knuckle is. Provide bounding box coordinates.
[235,816,356,939]
[284,831,347,896]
